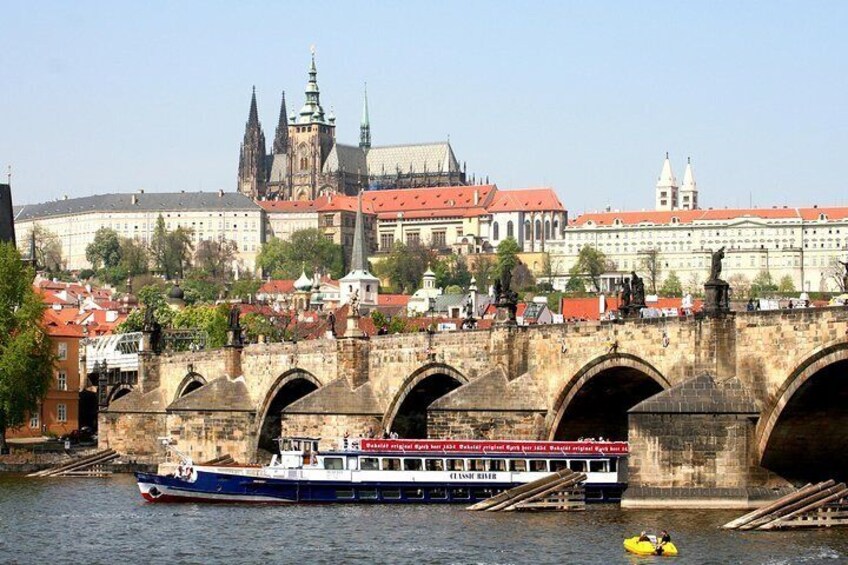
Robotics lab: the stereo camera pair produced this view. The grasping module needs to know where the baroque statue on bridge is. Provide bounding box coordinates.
[142,304,162,354]
[630,271,646,307]
[709,246,726,282]
[839,259,848,291]
[620,278,632,309]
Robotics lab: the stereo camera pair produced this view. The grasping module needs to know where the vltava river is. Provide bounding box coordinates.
[2,474,848,564]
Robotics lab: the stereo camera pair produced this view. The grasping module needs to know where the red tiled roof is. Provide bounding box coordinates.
[559,296,703,320]
[797,207,848,221]
[364,184,496,218]
[258,280,296,294]
[378,294,411,307]
[488,188,565,212]
[259,195,376,215]
[571,206,848,227]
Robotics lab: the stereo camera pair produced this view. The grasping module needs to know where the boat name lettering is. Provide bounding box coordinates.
[449,472,497,480]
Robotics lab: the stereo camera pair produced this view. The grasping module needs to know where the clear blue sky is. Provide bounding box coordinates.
[2,1,846,214]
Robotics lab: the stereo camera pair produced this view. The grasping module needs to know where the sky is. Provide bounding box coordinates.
[2,1,847,214]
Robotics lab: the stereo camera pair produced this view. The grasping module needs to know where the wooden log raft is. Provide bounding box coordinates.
[722,480,848,530]
[468,469,587,512]
[27,449,118,478]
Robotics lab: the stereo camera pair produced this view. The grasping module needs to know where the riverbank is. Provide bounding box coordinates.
[0,444,156,474]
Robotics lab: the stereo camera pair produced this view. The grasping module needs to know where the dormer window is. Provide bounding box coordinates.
[614,218,622,226]
[819,213,827,221]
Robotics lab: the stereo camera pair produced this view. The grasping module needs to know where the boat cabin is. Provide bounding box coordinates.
[273,437,320,468]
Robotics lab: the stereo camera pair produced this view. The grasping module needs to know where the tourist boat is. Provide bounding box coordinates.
[136,437,628,504]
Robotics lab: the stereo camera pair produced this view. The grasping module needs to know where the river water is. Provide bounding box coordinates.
[1,474,847,564]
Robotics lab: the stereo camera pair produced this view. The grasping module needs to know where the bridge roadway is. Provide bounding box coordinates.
[100,306,848,507]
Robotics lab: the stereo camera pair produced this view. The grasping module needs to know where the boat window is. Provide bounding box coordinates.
[430,487,448,500]
[381,458,401,471]
[509,460,527,472]
[473,488,495,499]
[311,441,319,452]
[403,459,423,471]
[529,460,548,472]
[585,488,604,501]
[425,459,444,471]
[487,459,506,472]
[609,459,618,472]
[446,459,465,471]
[360,457,379,471]
[335,488,355,499]
[551,460,569,472]
[323,457,344,470]
[280,439,292,451]
[451,488,470,500]
[569,460,587,472]
[468,459,486,471]
[403,488,425,500]
[382,489,401,500]
[589,460,607,473]
[359,489,378,500]
[347,457,358,471]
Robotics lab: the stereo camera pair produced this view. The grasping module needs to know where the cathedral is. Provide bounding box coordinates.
[237,52,468,201]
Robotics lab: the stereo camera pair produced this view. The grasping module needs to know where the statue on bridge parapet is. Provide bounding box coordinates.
[621,272,646,318]
[227,305,243,347]
[839,259,848,292]
[704,246,730,315]
[494,263,518,325]
[619,278,632,310]
[142,305,162,354]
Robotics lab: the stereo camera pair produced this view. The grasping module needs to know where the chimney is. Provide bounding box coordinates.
[138,188,145,194]
[218,189,224,198]
[473,188,479,206]
[63,195,68,200]
[131,194,138,205]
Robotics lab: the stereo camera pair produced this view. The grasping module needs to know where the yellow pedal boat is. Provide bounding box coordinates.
[623,535,679,556]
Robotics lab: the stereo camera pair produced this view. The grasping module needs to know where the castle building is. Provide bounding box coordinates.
[237,51,467,201]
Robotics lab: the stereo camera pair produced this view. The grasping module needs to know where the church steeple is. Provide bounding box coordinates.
[340,188,379,312]
[680,157,699,210]
[298,47,326,124]
[359,84,371,149]
[237,86,268,199]
[273,91,289,155]
[350,189,368,272]
[655,152,679,211]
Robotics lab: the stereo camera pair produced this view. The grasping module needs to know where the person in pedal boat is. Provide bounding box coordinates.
[638,531,650,543]
[655,530,671,553]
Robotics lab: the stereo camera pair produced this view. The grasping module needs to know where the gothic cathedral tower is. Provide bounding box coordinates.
[287,49,337,201]
[237,87,268,199]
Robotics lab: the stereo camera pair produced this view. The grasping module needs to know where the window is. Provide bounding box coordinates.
[323,214,334,227]
[57,403,67,423]
[380,233,395,250]
[29,414,39,429]
[381,458,401,471]
[507,220,514,239]
[360,457,379,471]
[323,457,344,470]
[57,371,67,391]
[403,488,425,500]
[473,488,497,499]
[57,342,68,361]
[493,222,500,240]
[451,488,470,500]
[487,459,506,472]
[382,489,401,500]
[569,460,587,472]
[468,459,486,471]
[432,231,446,248]
[403,458,423,471]
[429,487,448,500]
[529,460,548,472]
[551,460,569,472]
[406,232,420,246]
[359,488,378,500]
[509,460,527,472]
[335,488,355,499]
[589,460,608,473]
[425,459,444,471]
[446,459,465,471]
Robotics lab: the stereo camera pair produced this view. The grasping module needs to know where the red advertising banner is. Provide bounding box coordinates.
[358,439,628,455]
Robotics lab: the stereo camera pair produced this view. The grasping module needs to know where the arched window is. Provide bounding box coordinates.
[507,221,514,238]
[535,219,542,241]
[493,222,500,241]
[524,220,531,241]
[545,220,551,240]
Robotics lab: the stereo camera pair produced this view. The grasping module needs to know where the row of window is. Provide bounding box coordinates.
[28,404,67,428]
[323,456,613,473]
[334,486,501,501]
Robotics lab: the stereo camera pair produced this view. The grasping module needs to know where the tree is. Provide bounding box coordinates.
[256,229,345,280]
[150,215,168,276]
[0,244,54,451]
[86,228,122,270]
[728,273,751,300]
[194,239,237,282]
[149,215,193,280]
[686,272,703,297]
[511,262,536,291]
[433,254,472,290]
[827,258,848,292]
[118,237,149,278]
[230,276,262,300]
[751,270,778,298]
[778,275,796,293]
[241,312,283,343]
[172,304,229,348]
[639,249,662,294]
[29,224,63,273]
[569,245,610,292]
[565,275,586,293]
[373,241,437,294]
[471,256,496,292]
[661,271,683,297]
[540,252,558,287]
[496,237,521,281]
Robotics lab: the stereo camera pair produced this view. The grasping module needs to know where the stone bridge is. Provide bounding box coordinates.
[100,307,848,507]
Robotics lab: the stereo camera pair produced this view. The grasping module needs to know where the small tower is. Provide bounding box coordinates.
[237,87,268,199]
[339,190,379,312]
[679,157,699,210]
[423,266,436,291]
[655,152,679,211]
[272,91,289,155]
[359,83,371,149]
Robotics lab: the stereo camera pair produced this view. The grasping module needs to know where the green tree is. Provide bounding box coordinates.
[241,312,283,343]
[230,276,262,300]
[150,215,168,276]
[433,254,472,289]
[149,215,193,279]
[181,278,224,304]
[118,237,149,278]
[471,256,496,291]
[511,262,536,291]
[661,271,683,297]
[569,245,610,292]
[256,229,345,280]
[778,275,796,293]
[495,237,521,281]
[0,244,55,451]
[751,270,778,298]
[86,228,122,270]
[565,275,586,293]
[373,241,437,293]
[639,249,662,294]
[194,239,237,282]
[29,224,63,273]
[172,304,229,348]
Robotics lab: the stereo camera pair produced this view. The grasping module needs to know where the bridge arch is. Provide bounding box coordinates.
[107,384,133,405]
[757,339,848,482]
[255,369,322,456]
[383,363,468,439]
[174,372,207,402]
[547,353,669,441]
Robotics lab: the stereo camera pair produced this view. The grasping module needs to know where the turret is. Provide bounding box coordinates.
[272,91,289,155]
[237,86,268,199]
[360,83,371,149]
[655,152,678,211]
[680,157,699,210]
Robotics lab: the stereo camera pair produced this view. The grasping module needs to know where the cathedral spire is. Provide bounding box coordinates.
[299,46,325,123]
[248,86,259,127]
[359,83,371,149]
[237,86,267,198]
[273,91,289,154]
